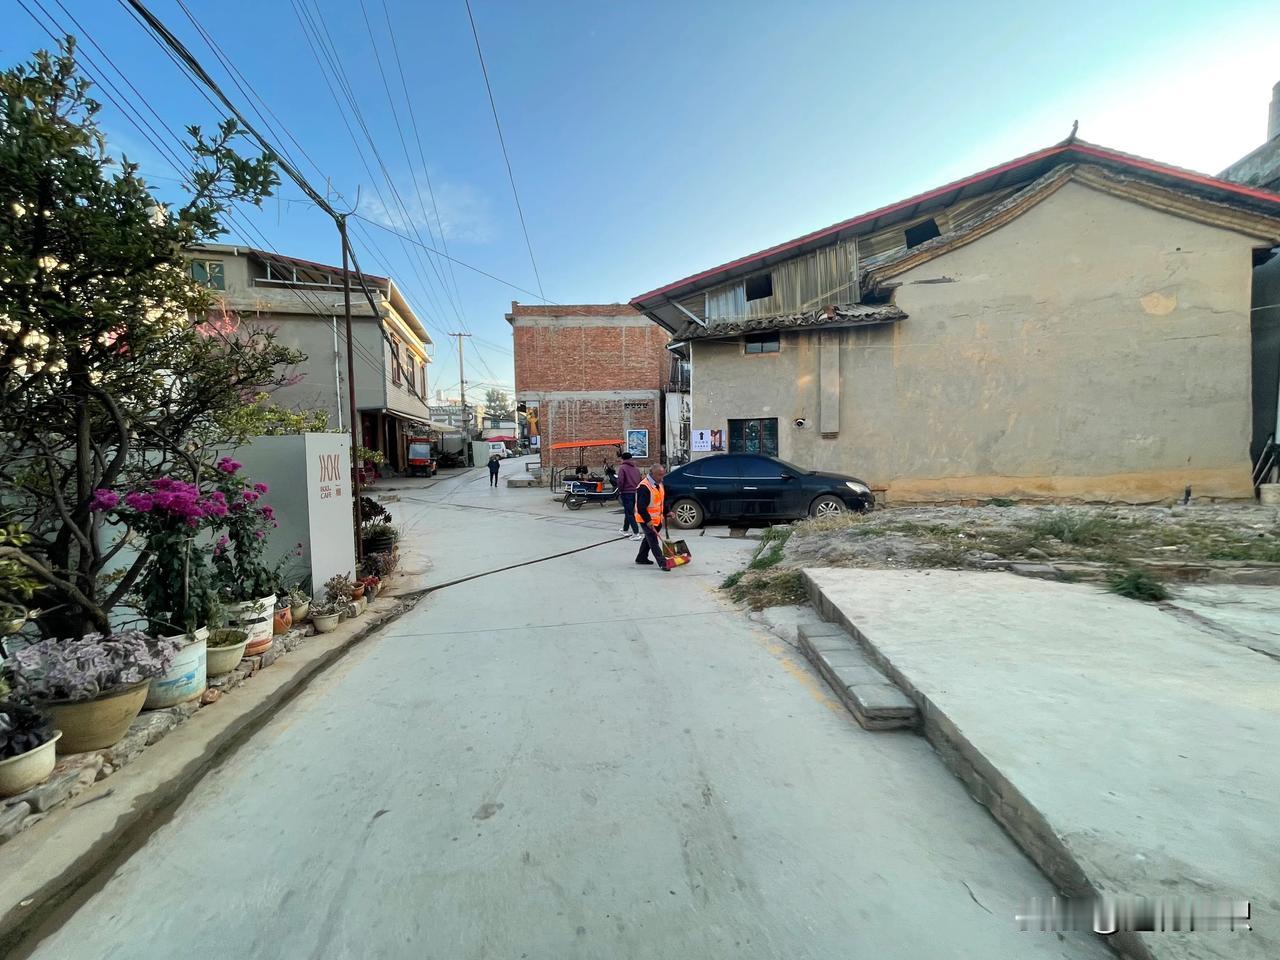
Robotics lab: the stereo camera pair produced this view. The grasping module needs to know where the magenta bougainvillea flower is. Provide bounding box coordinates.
[216,457,243,474]
[89,488,120,511]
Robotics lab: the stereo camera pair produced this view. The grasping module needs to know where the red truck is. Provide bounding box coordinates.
[406,437,438,477]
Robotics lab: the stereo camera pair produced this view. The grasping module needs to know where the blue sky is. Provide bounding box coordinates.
[5,0,1279,398]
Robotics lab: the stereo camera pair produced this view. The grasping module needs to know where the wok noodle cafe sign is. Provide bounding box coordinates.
[228,433,355,593]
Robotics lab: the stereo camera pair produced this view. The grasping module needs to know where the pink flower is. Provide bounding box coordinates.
[123,491,155,513]
[213,535,229,556]
[254,530,266,540]
[241,490,260,503]
[253,482,269,494]
[89,489,120,511]
[216,457,242,474]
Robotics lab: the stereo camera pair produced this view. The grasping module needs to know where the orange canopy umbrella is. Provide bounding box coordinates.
[549,439,623,450]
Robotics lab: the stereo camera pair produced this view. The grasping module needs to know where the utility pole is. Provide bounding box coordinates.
[341,218,363,562]
[448,332,472,464]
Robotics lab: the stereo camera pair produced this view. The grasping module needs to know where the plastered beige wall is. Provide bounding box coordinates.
[691,182,1260,502]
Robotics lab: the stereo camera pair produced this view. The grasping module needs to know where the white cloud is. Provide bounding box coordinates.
[359,175,493,245]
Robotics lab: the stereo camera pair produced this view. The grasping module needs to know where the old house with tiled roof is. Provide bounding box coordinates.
[631,137,1280,503]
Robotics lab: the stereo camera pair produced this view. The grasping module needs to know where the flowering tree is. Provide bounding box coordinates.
[90,480,228,636]
[0,42,300,637]
[208,458,280,602]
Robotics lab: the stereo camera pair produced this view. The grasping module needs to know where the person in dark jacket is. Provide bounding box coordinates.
[615,452,642,539]
[634,464,669,570]
[488,454,501,487]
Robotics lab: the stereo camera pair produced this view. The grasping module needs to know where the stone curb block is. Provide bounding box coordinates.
[796,622,919,731]
[0,597,421,958]
[800,570,1155,960]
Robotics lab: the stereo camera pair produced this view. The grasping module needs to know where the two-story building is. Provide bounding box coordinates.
[507,303,669,472]
[631,137,1280,503]
[184,244,437,474]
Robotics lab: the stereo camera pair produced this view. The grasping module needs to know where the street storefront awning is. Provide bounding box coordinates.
[486,435,517,442]
[549,439,623,450]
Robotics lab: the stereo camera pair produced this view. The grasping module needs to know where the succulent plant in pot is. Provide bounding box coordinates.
[323,573,356,606]
[6,631,183,752]
[310,599,342,634]
[205,628,250,677]
[0,699,60,797]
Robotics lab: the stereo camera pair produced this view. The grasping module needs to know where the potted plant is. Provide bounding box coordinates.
[0,700,61,798]
[93,479,227,708]
[288,587,310,623]
[310,600,342,634]
[272,598,293,636]
[360,575,380,601]
[210,459,281,657]
[360,521,399,556]
[205,628,250,677]
[5,631,183,753]
[363,551,396,579]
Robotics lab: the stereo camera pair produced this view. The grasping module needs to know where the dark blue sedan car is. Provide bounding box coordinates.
[663,453,874,529]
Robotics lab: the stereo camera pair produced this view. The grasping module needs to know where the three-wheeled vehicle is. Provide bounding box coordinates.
[406,437,438,477]
[550,439,623,510]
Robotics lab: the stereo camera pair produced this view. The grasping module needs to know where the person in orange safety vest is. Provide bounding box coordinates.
[634,464,670,571]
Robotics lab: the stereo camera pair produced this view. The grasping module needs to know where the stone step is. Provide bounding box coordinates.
[797,622,919,730]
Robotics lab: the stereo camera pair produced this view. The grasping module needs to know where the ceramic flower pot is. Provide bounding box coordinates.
[0,731,62,798]
[45,681,150,754]
[313,612,340,634]
[205,629,250,677]
[145,629,208,709]
[290,600,310,623]
[272,607,293,635]
[350,584,366,601]
[226,594,275,657]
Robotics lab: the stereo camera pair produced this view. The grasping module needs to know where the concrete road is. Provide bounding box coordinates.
[26,461,1110,960]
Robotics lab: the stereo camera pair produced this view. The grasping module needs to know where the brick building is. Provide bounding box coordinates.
[507,303,668,471]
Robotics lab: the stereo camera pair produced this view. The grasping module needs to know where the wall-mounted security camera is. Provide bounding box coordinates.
[794,418,808,429]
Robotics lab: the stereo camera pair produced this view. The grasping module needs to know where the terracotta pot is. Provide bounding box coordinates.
[45,681,150,754]
[0,731,62,798]
[273,607,293,635]
[350,584,366,601]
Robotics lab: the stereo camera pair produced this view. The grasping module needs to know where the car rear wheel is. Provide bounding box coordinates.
[809,495,846,520]
[669,498,704,530]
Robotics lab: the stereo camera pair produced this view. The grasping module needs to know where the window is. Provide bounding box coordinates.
[391,341,401,385]
[738,456,783,479]
[904,218,941,249]
[728,418,779,457]
[744,332,780,354]
[744,272,774,302]
[189,259,225,290]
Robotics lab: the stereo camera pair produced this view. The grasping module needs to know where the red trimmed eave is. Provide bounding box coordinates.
[629,140,1280,307]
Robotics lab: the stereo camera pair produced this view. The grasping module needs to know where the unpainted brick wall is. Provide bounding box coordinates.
[541,397,660,469]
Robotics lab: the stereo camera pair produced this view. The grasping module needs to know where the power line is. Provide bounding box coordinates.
[33,0,401,394]
[352,213,550,303]
[380,0,467,316]
[121,0,433,407]
[463,0,546,301]
[294,0,464,335]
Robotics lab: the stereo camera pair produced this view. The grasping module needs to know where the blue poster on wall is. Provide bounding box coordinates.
[626,429,649,459]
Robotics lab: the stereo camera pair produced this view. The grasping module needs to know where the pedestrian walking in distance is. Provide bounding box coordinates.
[634,464,670,571]
[488,453,501,488]
[615,452,642,540]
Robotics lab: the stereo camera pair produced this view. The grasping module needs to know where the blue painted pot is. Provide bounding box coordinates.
[144,629,208,708]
